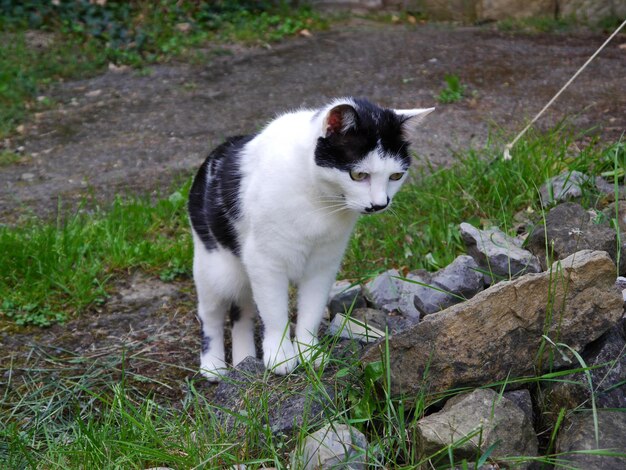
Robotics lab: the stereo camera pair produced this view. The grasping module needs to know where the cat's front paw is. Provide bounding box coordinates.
[200,356,228,382]
[263,337,299,375]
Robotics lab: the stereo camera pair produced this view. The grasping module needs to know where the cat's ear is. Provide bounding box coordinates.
[394,107,435,133]
[323,104,358,137]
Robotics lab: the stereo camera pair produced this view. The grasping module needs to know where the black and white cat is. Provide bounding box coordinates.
[188,98,433,380]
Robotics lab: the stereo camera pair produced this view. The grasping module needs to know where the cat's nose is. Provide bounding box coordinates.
[365,200,389,213]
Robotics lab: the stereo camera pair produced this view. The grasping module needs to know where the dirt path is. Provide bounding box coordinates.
[2,21,625,219]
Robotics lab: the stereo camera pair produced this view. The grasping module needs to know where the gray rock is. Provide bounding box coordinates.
[210,357,334,437]
[328,281,367,316]
[327,312,384,343]
[539,170,588,204]
[556,411,626,469]
[416,388,537,466]
[326,308,418,340]
[293,423,368,470]
[542,325,626,416]
[361,250,623,397]
[526,202,619,272]
[363,269,421,319]
[460,222,541,283]
[363,269,402,313]
[413,255,484,316]
[504,389,534,421]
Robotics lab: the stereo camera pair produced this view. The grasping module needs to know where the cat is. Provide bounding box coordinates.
[188,97,433,381]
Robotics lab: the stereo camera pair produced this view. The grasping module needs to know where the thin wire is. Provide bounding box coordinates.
[503,18,626,160]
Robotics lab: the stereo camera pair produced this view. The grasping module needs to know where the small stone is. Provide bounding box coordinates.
[327,312,384,342]
[363,269,402,313]
[413,255,484,316]
[328,281,366,316]
[293,423,368,470]
[20,172,35,181]
[460,222,541,282]
[539,170,588,204]
[85,89,102,98]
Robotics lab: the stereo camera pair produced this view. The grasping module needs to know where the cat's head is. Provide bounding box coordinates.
[314,98,433,215]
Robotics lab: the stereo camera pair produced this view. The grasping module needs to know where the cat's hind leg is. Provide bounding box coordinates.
[230,294,257,366]
[193,235,246,381]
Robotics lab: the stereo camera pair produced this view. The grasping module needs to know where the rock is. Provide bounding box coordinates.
[20,172,36,181]
[556,411,626,469]
[415,388,538,465]
[542,325,626,416]
[210,357,334,437]
[327,312,384,342]
[413,255,484,316]
[361,250,623,397]
[363,269,421,319]
[527,202,619,272]
[292,423,368,470]
[538,170,587,204]
[328,281,367,316]
[326,308,418,341]
[504,389,534,421]
[365,257,484,319]
[352,307,418,335]
[460,223,540,283]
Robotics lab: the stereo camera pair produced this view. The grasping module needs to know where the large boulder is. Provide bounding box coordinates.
[415,388,537,466]
[526,202,619,271]
[361,250,623,397]
[460,222,540,283]
[556,411,626,469]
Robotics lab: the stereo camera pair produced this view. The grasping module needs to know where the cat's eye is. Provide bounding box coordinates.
[389,172,405,181]
[350,170,369,181]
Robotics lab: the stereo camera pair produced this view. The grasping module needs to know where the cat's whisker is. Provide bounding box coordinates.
[308,204,349,217]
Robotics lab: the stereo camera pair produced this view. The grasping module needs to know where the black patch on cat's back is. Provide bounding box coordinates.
[314,98,411,172]
[188,135,254,255]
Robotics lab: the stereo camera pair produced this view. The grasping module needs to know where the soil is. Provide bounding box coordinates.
[2,21,625,404]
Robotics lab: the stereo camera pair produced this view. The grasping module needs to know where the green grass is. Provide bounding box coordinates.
[436,73,466,104]
[0,184,193,326]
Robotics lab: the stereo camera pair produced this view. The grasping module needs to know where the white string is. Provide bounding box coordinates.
[503,19,626,160]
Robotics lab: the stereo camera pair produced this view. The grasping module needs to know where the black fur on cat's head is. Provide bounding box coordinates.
[314,98,431,173]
